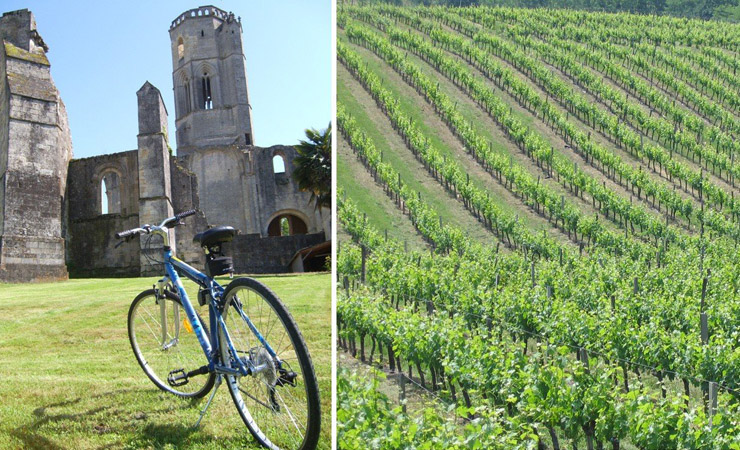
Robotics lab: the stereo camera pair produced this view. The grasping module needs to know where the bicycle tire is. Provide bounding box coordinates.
[128,289,216,398]
[219,277,321,450]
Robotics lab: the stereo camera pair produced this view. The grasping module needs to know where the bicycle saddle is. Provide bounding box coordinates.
[193,226,236,248]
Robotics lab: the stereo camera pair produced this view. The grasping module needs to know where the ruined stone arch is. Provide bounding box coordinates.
[266,209,310,237]
[96,166,125,215]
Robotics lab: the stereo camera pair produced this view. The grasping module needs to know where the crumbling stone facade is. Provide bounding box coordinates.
[0,9,72,282]
[1,6,329,282]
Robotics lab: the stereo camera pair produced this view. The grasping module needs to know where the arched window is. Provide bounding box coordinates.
[177,37,184,60]
[267,214,308,237]
[201,74,212,110]
[183,80,191,114]
[272,155,286,174]
[101,172,121,215]
[101,178,108,214]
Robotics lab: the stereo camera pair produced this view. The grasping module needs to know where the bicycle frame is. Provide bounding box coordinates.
[157,248,280,378]
[119,213,321,444]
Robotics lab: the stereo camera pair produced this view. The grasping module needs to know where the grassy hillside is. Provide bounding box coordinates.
[337,5,740,449]
[347,0,740,23]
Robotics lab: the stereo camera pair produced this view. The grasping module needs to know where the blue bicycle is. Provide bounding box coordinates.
[117,210,320,450]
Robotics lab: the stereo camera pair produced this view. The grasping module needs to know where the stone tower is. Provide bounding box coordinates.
[169,6,254,157]
[0,9,73,282]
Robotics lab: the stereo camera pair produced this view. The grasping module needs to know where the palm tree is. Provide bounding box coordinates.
[293,123,331,210]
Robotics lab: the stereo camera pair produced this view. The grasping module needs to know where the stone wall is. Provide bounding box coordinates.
[225,231,325,274]
[0,46,9,239]
[0,9,46,53]
[180,144,325,239]
[253,144,325,236]
[65,151,140,277]
[170,159,209,269]
[181,146,250,232]
[0,11,73,282]
[62,104,329,278]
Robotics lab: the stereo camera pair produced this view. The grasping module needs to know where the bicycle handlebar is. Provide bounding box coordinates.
[166,209,197,228]
[114,210,197,240]
[115,227,145,240]
[175,209,196,221]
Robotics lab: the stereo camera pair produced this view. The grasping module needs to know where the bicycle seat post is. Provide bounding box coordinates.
[193,374,222,429]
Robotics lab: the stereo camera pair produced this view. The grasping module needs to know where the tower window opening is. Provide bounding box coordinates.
[201,30,204,37]
[272,155,285,174]
[177,37,184,59]
[101,178,108,214]
[245,133,252,145]
[183,79,191,114]
[201,75,212,110]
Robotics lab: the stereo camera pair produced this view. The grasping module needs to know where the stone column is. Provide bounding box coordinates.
[137,82,174,276]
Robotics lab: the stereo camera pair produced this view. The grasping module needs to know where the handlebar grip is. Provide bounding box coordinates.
[115,229,136,239]
[175,209,197,221]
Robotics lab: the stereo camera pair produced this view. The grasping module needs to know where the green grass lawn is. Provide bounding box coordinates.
[0,273,331,449]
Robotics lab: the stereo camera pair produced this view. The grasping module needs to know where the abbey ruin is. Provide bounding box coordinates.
[0,7,330,282]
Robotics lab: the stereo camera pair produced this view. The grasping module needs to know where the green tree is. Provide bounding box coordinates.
[293,123,332,210]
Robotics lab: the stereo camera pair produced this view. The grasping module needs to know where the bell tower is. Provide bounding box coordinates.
[169,6,254,157]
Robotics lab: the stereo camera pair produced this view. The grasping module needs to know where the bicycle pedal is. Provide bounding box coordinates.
[167,368,189,387]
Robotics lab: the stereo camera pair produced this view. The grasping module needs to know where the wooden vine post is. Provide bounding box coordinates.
[399,374,407,413]
[361,245,368,284]
[699,274,718,419]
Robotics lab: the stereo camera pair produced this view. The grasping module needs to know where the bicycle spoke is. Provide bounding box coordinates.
[274,388,303,437]
[129,293,212,398]
[139,309,163,343]
[241,374,306,446]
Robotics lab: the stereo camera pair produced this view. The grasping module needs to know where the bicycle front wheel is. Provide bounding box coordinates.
[128,289,215,398]
[220,278,320,450]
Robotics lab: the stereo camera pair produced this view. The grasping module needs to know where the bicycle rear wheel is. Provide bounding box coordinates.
[219,278,320,450]
[128,289,215,398]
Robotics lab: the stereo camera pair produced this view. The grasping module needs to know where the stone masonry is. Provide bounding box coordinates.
[0,9,72,282]
[137,82,175,276]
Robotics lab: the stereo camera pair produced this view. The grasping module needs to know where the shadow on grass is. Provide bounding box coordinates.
[9,387,252,449]
[122,422,201,449]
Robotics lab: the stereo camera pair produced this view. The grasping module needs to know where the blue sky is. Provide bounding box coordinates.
[3,0,331,159]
